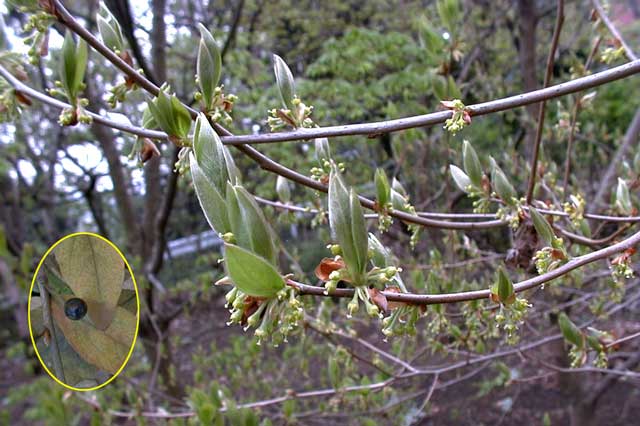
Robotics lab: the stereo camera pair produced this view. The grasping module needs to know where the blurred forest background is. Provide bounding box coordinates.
[1,0,640,425]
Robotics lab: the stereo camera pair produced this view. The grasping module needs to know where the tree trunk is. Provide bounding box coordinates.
[517,0,538,158]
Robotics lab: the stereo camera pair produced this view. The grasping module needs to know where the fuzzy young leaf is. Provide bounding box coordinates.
[97,4,124,52]
[273,54,296,110]
[558,312,584,348]
[224,244,285,298]
[147,91,175,135]
[60,31,88,99]
[375,168,390,207]
[196,24,222,110]
[315,138,331,163]
[368,233,390,267]
[226,184,278,265]
[171,94,192,138]
[221,146,240,185]
[147,91,191,139]
[450,165,471,193]
[276,175,291,203]
[615,178,632,215]
[328,167,368,284]
[193,114,228,194]
[390,188,408,211]
[529,207,555,247]
[462,140,482,187]
[190,153,230,235]
[491,163,517,205]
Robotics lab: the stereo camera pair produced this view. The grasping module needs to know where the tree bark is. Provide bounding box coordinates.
[517,0,539,158]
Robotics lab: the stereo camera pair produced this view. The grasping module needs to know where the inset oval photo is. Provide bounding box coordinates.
[28,232,139,391]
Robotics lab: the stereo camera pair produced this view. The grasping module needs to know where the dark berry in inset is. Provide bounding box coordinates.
[64,298,87,320]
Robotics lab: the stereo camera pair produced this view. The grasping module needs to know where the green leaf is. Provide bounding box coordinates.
[450,165,471,193]
[492,266,515,305]
[141,105,157,129]
[615,178,632,215]
[462,140,482,187]
[54,235,124,330]
[148,91,191,138]
[529,207,555,247]
[196,24,222,110]
[193,114,228,195]
[147,92,175,135]
[190,153,230,235]
[368,233,389,267]
[374,168,390,207]
[60,31,87,99]
[558,312,583,348]
[447,75,462,99]
[273,54,296,110]
[171,94,192,138]
[73,40,87,96]
[328,167,368,284]
[224,244,285,298]
[227,184,278,265]
[491,163,517,205]
[276,176,291,203]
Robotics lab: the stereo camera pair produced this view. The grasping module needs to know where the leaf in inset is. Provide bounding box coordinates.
[51,302,132,374]
[54,235,124,330]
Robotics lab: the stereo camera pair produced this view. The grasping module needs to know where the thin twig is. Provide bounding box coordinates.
[592,0,638,61]
[606,330,640,348]
[526,0,564,203]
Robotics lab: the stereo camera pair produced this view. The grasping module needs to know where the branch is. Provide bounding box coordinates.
[525,0,564,203]
[48,0,640,147]
[0,65,167,140]
[286,227,640,305]
[218,60,640,145]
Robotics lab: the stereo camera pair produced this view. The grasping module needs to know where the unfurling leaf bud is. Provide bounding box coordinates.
[462,140,483,187]
[450,165,471,193]
[273,54,296,111]
[276,175,291,203]
[196,24,222,110]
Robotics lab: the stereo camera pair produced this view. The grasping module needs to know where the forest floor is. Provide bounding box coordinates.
[2,292,639,425]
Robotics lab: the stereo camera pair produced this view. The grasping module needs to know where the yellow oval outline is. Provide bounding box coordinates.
[27,231,140,392]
